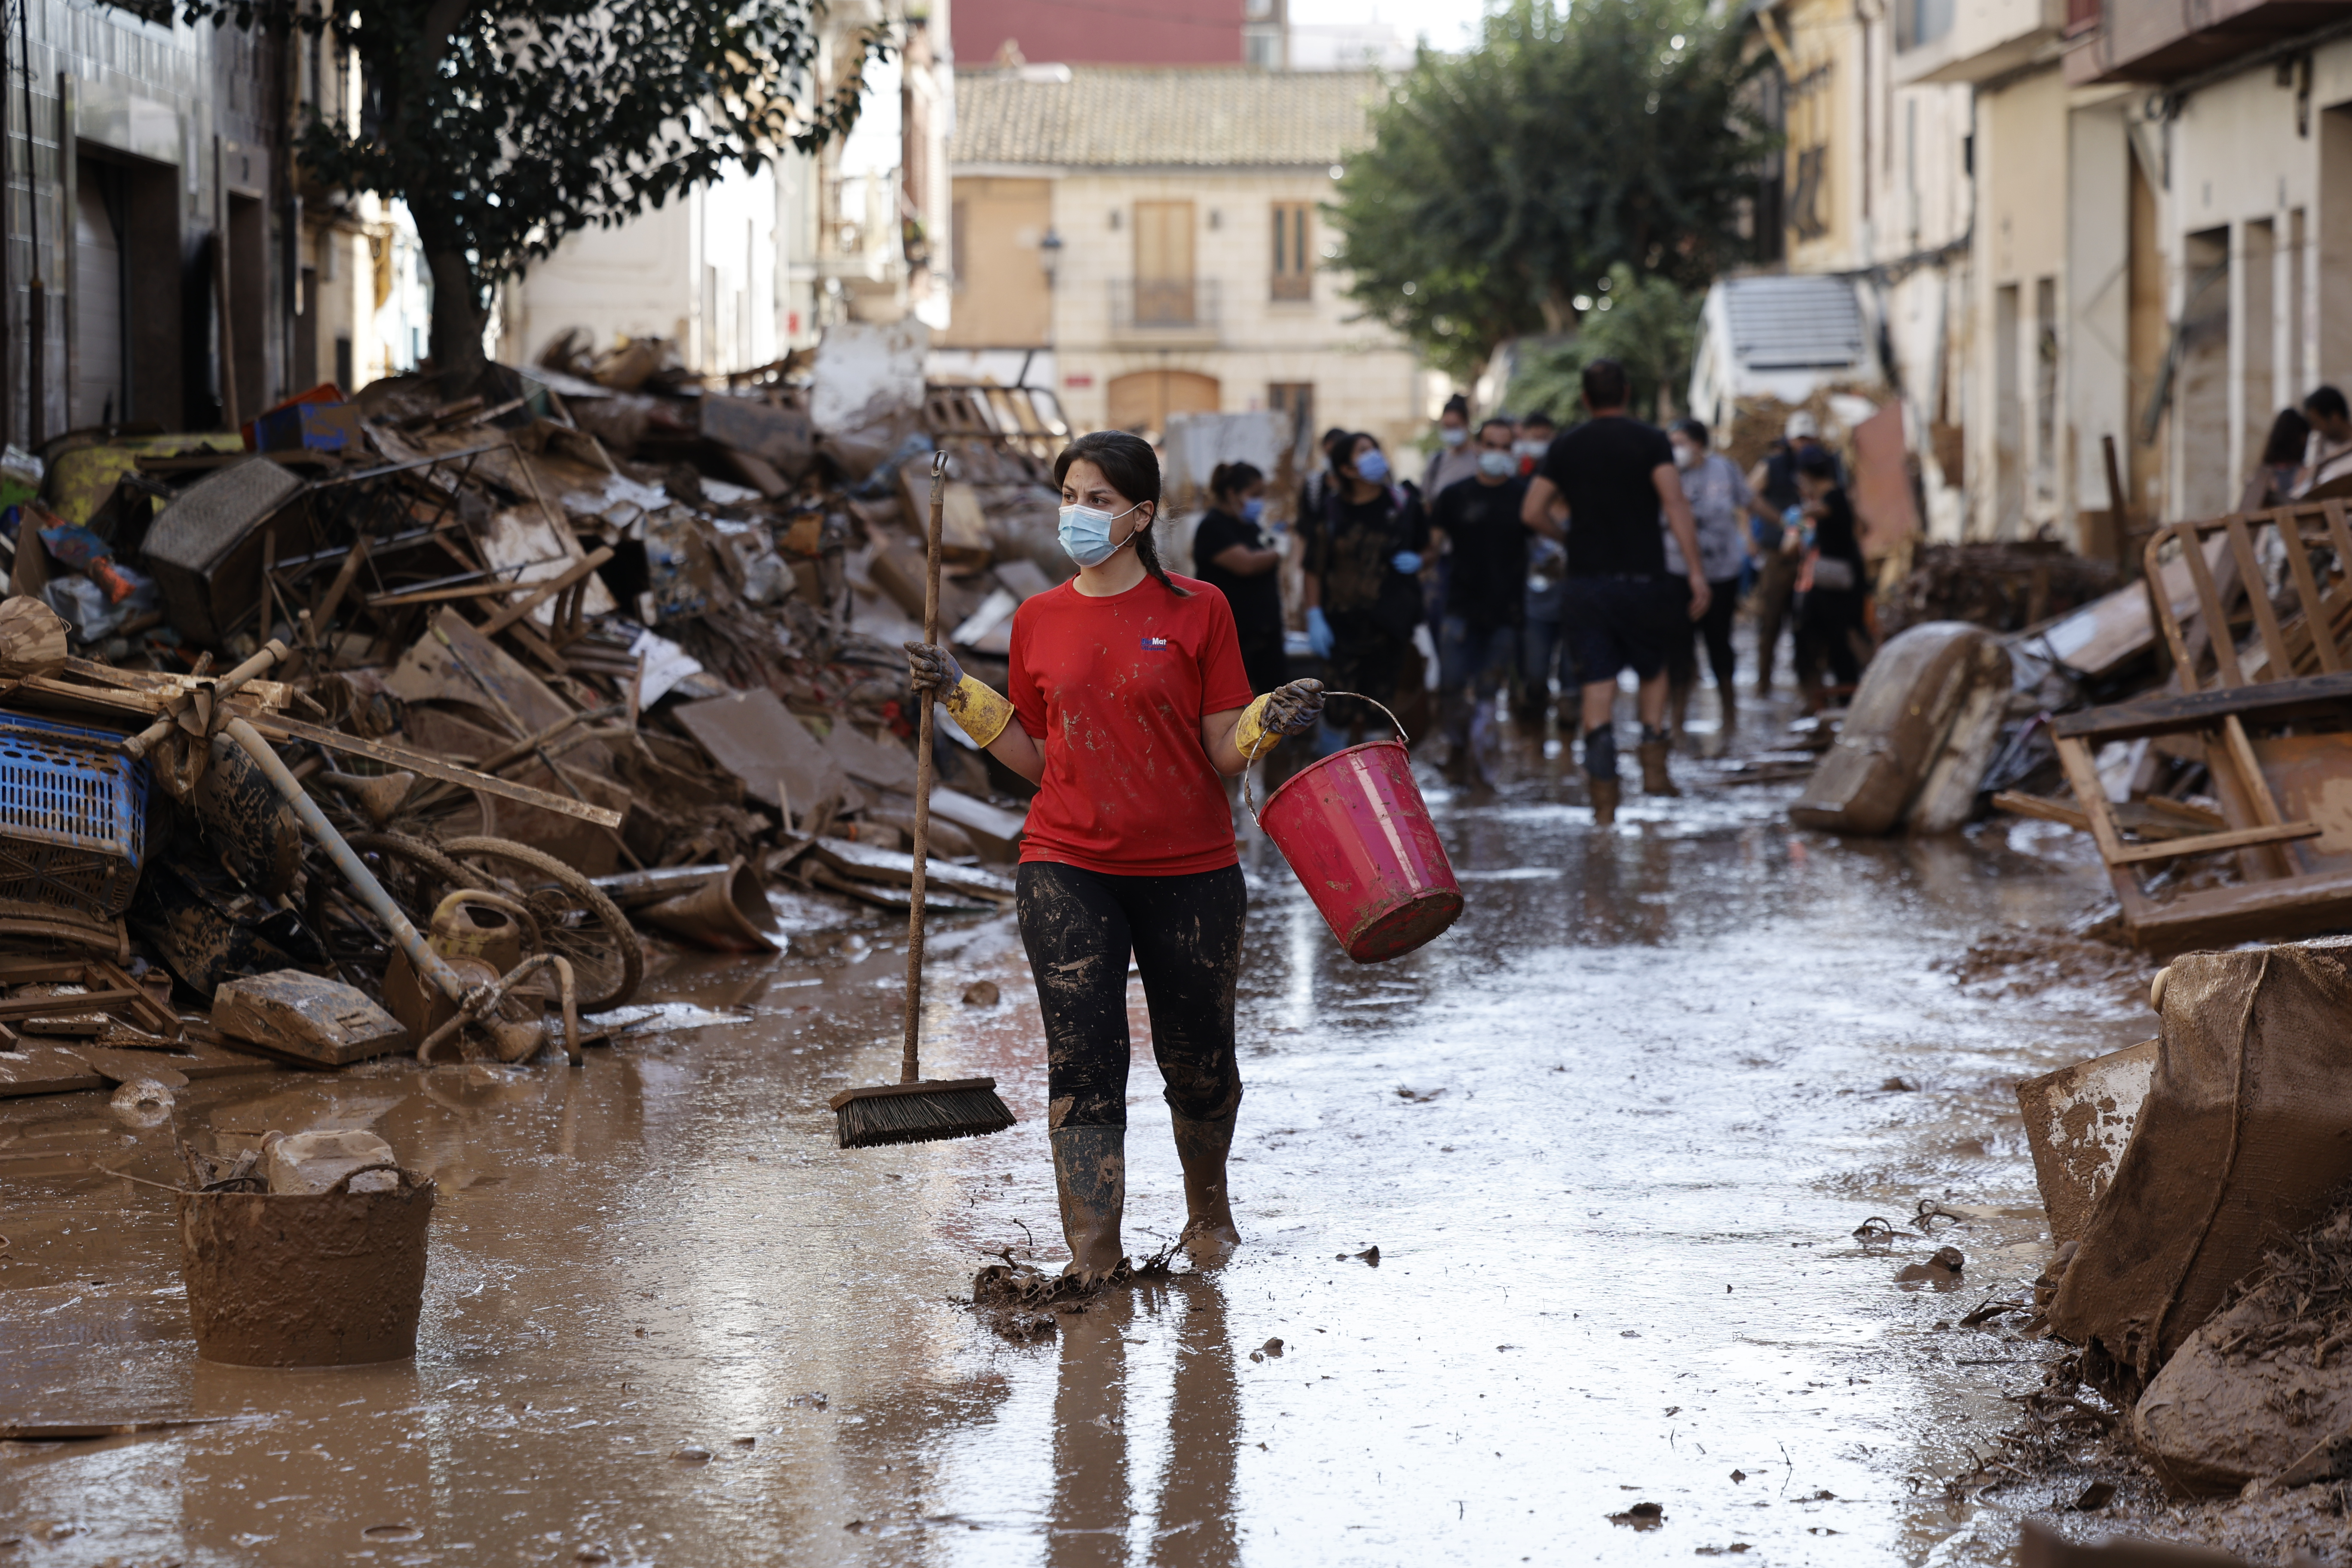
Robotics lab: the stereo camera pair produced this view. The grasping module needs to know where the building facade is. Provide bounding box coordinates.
[1767,0,2352,546]
[940,66,1427,453]
[2,2,426,445]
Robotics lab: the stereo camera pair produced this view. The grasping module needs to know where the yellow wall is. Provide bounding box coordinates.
[939,177,1052,349]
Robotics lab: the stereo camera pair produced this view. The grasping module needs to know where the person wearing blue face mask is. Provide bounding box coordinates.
[1191,461,1287,701]
[1428,418,1536,787]
[1302,432,1428,753]
[903,431,1325,1281]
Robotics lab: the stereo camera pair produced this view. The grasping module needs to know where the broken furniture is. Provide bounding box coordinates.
[1789,621,2012,835]
[2054,504,2352,950]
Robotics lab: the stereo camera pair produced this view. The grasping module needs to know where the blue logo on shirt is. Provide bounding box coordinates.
[1139,636,1170,651]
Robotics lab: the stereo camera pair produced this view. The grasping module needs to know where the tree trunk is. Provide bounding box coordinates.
[423,244,490,394]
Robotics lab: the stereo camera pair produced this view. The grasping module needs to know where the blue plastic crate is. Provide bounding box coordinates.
[0,711,150,919]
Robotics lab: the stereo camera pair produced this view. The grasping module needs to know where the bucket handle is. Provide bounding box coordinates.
[1240,690,1406,827]
[323,1162,420,1196]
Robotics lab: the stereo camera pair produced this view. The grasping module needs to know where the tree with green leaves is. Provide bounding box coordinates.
[1327,0,1766,382]
[1505,263,1702,422]
[181,0,886,387]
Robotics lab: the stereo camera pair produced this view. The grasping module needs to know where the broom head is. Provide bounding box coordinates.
[830,1077,1016,1148]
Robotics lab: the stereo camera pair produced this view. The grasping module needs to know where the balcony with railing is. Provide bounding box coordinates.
[1106,278,1222,340]
[2064,0,2352,83]
[1892,0,2066,83]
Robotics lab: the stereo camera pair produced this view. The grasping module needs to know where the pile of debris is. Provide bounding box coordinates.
[1801,500,2352,955]
[0,320,1060,1103]
[1877,541,2122,643]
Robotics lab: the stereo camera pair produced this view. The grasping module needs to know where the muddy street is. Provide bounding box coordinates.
[3,725,2150,1566]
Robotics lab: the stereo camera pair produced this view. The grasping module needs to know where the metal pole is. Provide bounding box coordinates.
[18,0,37,448]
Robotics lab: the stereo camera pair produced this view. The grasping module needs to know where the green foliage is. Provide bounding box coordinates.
[1505,264,1702,422]
[181,0,886,376]
[1326,0,1767,380]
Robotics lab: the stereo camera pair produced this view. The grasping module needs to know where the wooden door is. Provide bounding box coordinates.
[1133,200,1195,325]
[1107,370,1220,434]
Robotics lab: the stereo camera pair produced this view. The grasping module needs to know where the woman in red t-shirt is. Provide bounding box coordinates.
[904,431,1323,1281]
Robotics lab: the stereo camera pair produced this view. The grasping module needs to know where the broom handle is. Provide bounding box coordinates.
[901,450,949,1084]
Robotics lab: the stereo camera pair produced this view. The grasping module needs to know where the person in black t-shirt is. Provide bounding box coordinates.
[1520,358,1708,825]
[1790,443,1870,707]
[1746,413,1843,694]
[1428,418,1532,786]
[1303,432,1428,751]
[1191,461,1287,697]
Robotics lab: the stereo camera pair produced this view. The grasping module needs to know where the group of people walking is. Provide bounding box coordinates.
[1185,361,1873,824]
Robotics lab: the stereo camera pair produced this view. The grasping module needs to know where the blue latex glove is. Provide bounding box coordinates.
[1391,551,1423,575]
[1307,605,1335,659]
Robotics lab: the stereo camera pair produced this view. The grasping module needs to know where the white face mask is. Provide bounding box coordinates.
[1671,442,1697,470]
[1437,426,1468,447]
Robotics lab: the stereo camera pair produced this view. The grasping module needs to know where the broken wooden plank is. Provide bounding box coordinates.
[1992,790,2090,831]
[2051,671,2352,743]
[480,545,614,637]
[236,710,624,827]
[2104,819,2321,866]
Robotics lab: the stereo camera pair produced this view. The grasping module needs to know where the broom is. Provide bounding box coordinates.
[830,450,1017,1149]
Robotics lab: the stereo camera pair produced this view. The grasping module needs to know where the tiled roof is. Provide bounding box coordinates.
[949,67,1381,168]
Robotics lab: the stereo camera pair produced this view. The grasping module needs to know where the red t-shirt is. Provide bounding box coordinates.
[1007,572,1257,876]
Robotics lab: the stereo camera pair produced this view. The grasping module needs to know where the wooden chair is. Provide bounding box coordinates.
[2053,504,2352,950]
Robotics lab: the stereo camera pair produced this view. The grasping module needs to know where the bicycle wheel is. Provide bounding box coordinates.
[438,836,644,1012]
[305,832,468,1002]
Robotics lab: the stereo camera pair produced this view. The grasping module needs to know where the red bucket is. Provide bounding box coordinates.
[1252,699,1462,963]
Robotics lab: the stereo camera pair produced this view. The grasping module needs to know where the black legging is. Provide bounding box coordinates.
[1017,861,1247,1131]
[1798,587,1866,686]
[1667,576,1740,695]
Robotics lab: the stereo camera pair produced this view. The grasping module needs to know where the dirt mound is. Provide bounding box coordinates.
[968,1235,1188,1341]
[2134,1202,2352,1494]
[1944,923,2148,1002]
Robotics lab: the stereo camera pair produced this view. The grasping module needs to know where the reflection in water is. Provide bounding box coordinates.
[1150,1280,1238,1566]
[1048,1279,1238,1567]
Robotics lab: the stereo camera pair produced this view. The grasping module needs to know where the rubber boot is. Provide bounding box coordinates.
[1050,1125,1127,1284]
[1588,774,1621,826]
[1637,732,1681,797]
[1170,1110,1241,1263]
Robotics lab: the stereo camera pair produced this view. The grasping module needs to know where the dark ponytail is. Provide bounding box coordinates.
[1054,429,1191,597]
[1210,461,1263,505]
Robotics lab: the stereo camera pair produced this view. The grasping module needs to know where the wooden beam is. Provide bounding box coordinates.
[480,547,616,637]
[235,709,624,827]
[1992,790,2089,830]
[2105,818,2321,866]
[2052,670,2352,742]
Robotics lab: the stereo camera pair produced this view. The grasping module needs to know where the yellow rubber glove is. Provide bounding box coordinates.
[907,641,1017,747]
[946,673,1016,747]
[1234,679,1325,758]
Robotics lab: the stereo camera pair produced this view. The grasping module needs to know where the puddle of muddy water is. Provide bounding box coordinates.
[1,706,2154,1566]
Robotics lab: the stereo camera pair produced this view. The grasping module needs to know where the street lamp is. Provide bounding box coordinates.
[1039,226,1063,289]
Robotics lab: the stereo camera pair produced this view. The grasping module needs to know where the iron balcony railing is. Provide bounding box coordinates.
[1106,277,1222,334]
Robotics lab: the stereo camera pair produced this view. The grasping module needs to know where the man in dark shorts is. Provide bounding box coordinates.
[1519,358,1709,825]
[1428,417,1532,786]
